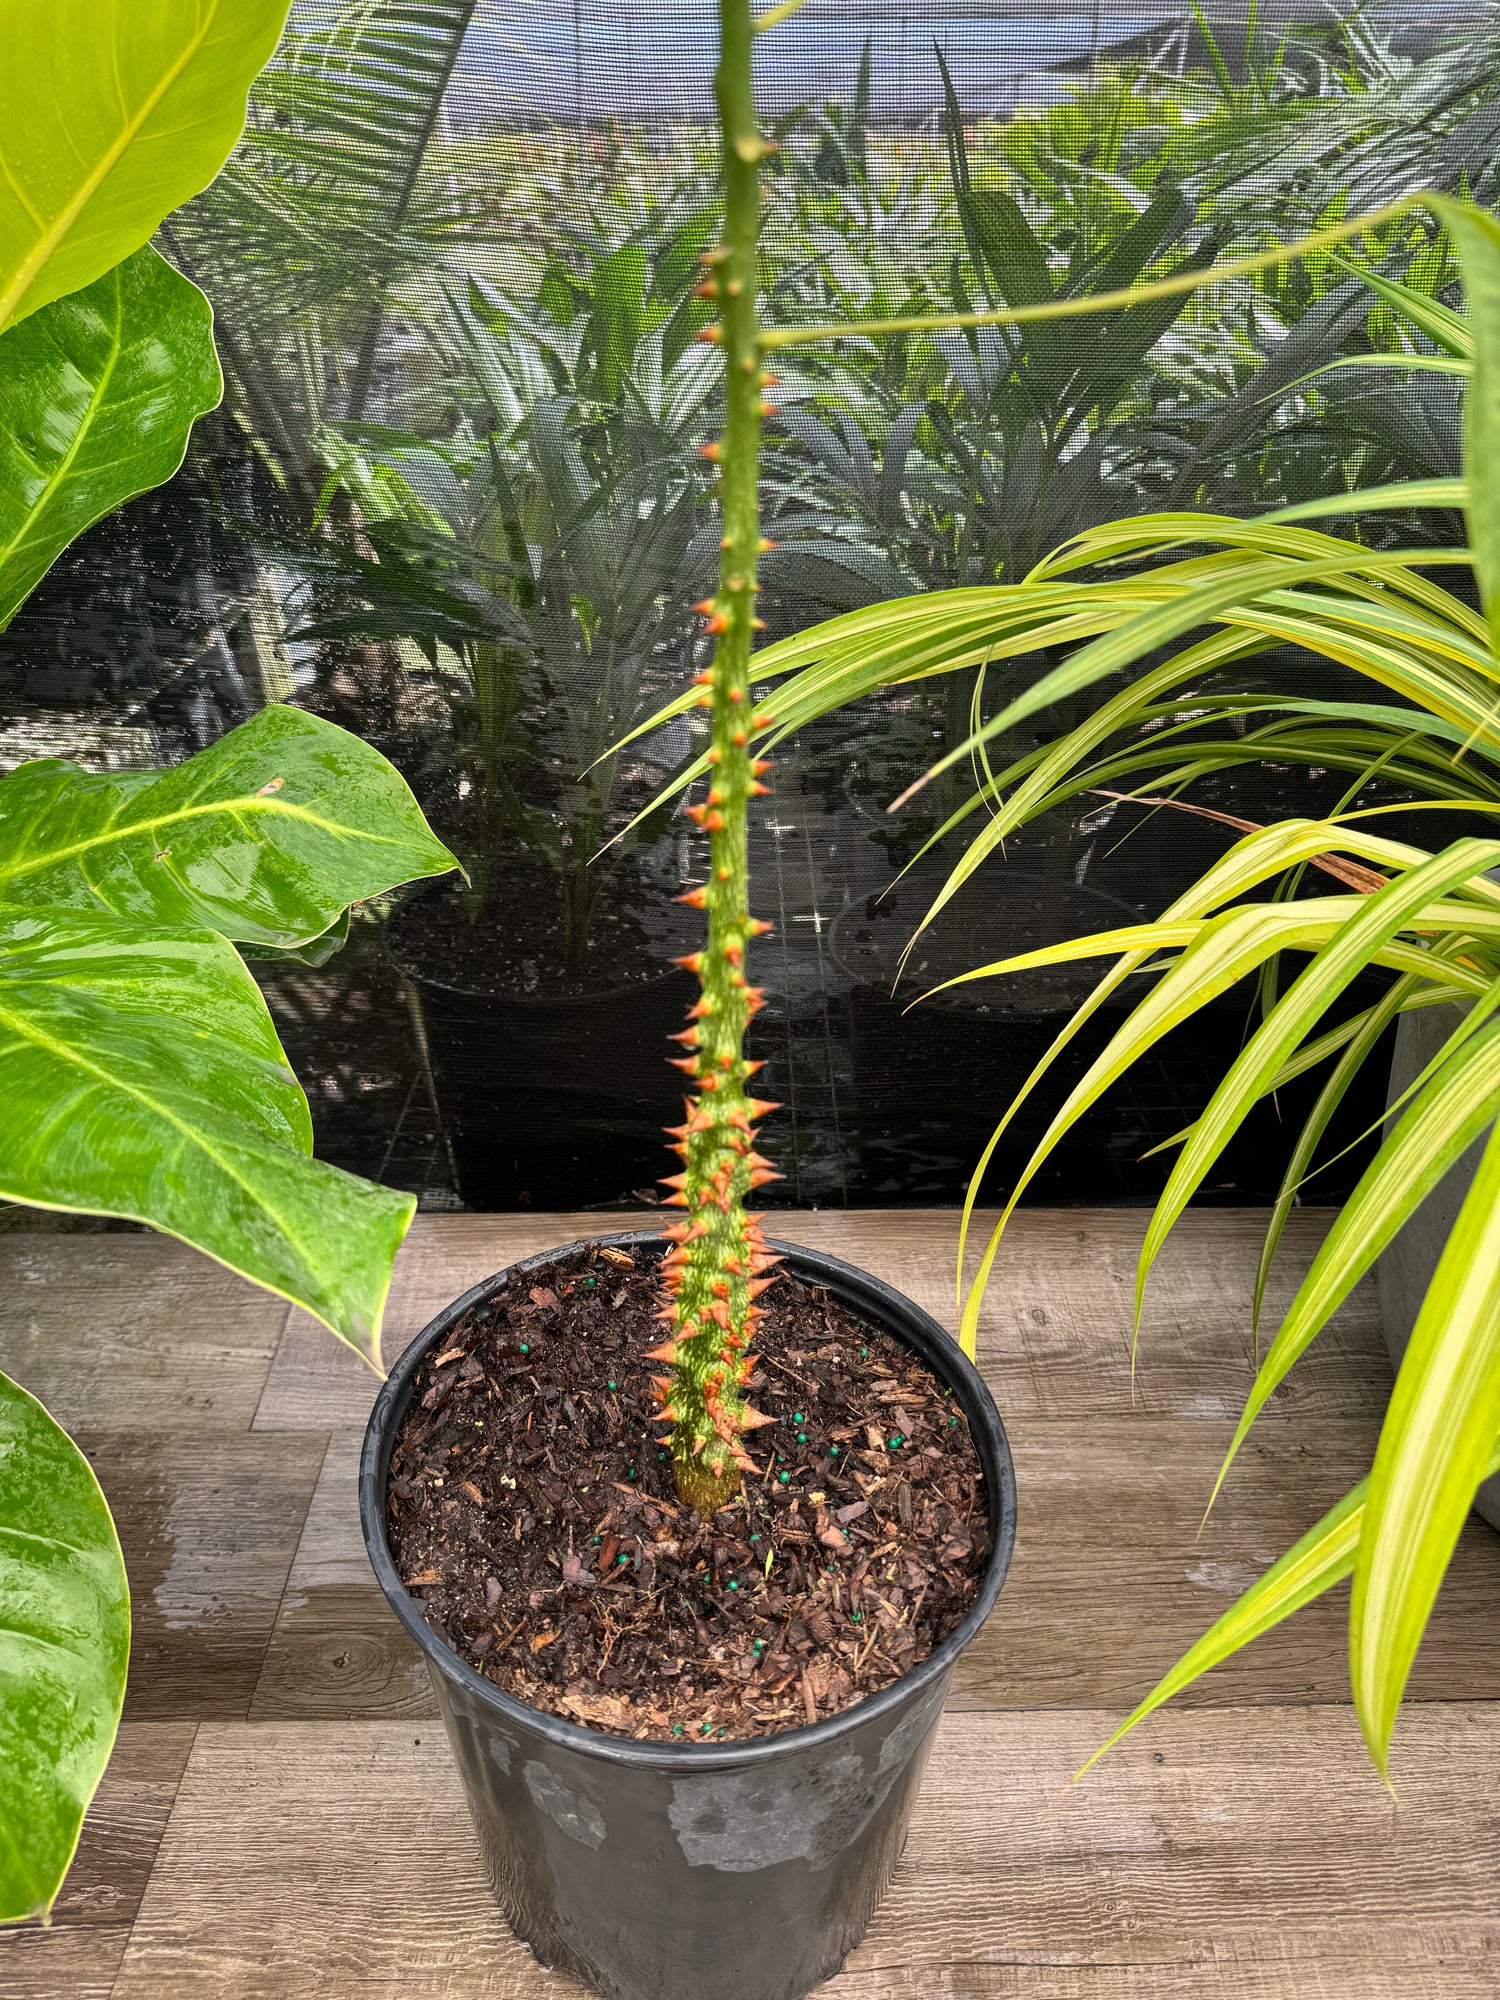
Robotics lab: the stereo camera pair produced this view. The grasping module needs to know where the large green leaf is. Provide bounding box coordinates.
[0,905,412,1359]
[0,705,457,949]
[0,1370,129,1924]
[0,0,294,334]
[0,248,222,631]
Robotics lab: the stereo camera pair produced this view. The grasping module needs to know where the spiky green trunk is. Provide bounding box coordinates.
[650,0,780,1517]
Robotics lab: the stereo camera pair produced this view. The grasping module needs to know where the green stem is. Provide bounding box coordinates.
[755,197,1420,350]
[654,0,780,1516]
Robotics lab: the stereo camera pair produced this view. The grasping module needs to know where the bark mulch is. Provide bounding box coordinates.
[385,1238,989,1741]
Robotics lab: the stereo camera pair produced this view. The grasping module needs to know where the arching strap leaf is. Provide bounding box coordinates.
[1211,1005,1500,1516]
[1077,1435,1500,1783]
[1352,1117,1500,1773]
[1135,839,1500,1331]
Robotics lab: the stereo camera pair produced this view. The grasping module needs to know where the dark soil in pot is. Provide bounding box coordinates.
[388,855,690,1001]
[386,865,697,1208]
[384,1238,988,1740]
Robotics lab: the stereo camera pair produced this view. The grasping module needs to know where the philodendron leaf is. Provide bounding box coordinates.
[0,906,413,1359]
[0,1369,129,1924]
[0,248,223,631]
[237,909,352,968]
[0,706,458,950]
[0,0,294,334]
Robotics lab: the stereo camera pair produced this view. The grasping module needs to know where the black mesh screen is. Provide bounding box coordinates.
[2,0,1492,1210]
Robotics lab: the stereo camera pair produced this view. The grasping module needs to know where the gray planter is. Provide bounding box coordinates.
[1378,1002,1500,1531]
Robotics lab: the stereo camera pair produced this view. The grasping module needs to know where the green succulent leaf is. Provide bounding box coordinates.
[0,247,223,632]
[0,1369,129,1925]
[0,905,412,1360]
[0,706,458,949]
[0,0,294,334]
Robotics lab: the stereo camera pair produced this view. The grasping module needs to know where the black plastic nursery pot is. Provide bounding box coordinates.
[360,1229,1017,2000]
[386,895,695,1208]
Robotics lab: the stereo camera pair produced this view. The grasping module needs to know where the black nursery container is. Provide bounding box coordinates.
[386,896,695,1207]
[360,1230,1017,2000]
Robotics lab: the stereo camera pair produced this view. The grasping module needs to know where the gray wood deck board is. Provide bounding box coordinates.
[0,1209,1493,2000]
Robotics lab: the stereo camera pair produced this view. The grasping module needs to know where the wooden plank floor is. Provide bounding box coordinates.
[4,1209,1499,1999]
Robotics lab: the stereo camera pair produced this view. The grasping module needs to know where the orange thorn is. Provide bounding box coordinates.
[738,1407,776,1431]
[704,614,730,636]
[644,1341,678,1363]
[695,327,721,344]
[699,442,721,463]
[671,953,705,974]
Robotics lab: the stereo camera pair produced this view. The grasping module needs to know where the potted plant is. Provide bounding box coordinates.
[357,8,1017,1999]
[291,353,714,1206]
[0,0,458,1927]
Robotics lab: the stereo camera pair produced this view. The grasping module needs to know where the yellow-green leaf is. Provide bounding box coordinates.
[0,0,294,334]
